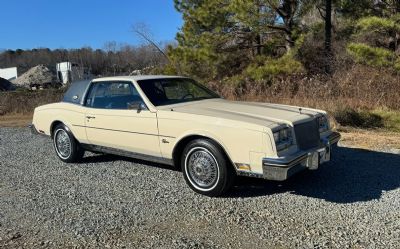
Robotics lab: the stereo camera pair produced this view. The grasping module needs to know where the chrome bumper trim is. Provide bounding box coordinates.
[327,131,341,145]
[263,151,308,168]
[262,132,340,181]
[262,150,313,181]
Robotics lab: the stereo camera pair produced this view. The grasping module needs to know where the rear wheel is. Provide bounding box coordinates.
[181,139,235,197]
[53,124,84,163]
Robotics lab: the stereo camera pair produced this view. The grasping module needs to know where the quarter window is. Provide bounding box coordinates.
[85,81,142,109]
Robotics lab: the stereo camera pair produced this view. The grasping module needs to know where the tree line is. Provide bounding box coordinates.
[164,0,400,82]
[0,42,168,76]
[2,0,399,84]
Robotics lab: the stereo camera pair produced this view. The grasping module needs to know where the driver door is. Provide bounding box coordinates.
[84,81,161,157]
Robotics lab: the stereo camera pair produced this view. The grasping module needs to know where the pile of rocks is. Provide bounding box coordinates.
[12,65,57,88]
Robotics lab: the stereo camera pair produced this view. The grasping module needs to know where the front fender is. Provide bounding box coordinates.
[173,129,234,164]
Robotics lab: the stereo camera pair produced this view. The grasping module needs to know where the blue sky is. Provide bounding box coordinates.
[0,0,182,50]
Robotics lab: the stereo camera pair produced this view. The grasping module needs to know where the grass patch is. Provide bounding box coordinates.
[333,107,400,132]
[371,109,400,132]
[0,113,33,127]
[333,107,384,129]
[340,128,400,150]
[0,89,64,115]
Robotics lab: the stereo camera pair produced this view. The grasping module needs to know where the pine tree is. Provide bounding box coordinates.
[168,0,309,80]
[346,1,400,70]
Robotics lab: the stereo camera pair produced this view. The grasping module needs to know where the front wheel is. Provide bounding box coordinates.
[181,139,235,197]
[53,124,84,163]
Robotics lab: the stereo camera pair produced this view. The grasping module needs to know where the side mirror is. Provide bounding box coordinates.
[128,101,148,113]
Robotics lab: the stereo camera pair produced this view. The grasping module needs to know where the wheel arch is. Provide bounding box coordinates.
[172,134,236,172]
[50,120,73,138]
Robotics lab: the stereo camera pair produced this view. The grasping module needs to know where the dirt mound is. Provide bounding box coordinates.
[12,65,57,87]
[0,77,15,91]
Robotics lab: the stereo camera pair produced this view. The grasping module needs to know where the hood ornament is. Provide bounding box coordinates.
[299,108,302,114]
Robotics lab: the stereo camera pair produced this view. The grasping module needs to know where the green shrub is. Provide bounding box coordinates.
[333,107,384,129]
[357,16,400,32]
[394,57,400,71]
[245,55,303,81]
[357,16,400,31]
[347,43,396,67]
[222,74,247,88]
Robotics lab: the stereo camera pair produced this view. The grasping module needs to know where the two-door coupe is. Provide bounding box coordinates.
[30,76,340,196]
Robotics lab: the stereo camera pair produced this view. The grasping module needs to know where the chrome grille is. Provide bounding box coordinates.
[294,119,320,150]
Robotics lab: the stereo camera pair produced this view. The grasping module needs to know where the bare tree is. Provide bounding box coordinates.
[132,23,170,63]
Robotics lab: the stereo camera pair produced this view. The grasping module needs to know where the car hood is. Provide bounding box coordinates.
[158,99,324,128]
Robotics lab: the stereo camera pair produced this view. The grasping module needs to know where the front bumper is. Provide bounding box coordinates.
[262,132,341,181]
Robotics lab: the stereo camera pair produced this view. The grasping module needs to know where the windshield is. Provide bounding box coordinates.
[137,78,220,106]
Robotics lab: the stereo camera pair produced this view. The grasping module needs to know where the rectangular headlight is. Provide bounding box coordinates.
[273,127,293,151]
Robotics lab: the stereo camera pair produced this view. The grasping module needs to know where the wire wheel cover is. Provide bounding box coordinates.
[186,148,219,189]
[55,129,71,158]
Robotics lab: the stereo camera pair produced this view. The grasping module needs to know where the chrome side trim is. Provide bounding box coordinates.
[72,124,176,138]
[80,143,174,166]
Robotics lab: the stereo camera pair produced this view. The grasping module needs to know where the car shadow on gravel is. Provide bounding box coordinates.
[79,154,122,164]
[229,147,400,203]
[79,153,180,171]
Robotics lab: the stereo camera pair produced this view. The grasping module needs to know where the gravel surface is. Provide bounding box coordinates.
[0,127,399,248]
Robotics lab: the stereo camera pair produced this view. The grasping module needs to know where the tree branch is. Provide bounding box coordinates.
[132,28,170,64]
[266,24,289,33]
[317,6,326,19]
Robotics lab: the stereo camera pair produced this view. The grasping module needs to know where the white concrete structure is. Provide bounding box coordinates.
[56,62,91,84]
[0,67,18,80]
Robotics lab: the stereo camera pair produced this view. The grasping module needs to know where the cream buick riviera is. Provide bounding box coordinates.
[30,76,340,196]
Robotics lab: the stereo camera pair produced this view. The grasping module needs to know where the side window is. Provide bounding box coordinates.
[85,81,142,109]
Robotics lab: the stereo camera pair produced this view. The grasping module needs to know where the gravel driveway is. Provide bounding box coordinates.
[0,128,399,248]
